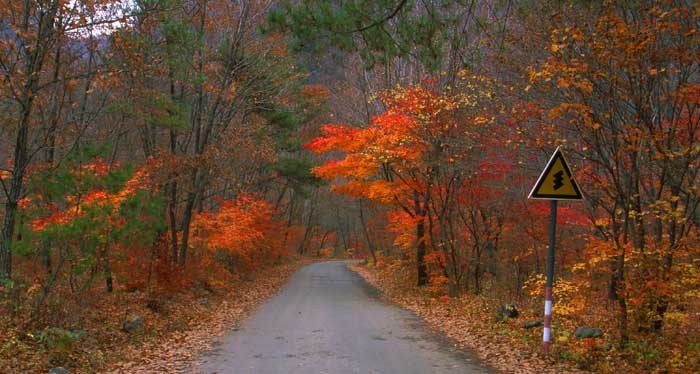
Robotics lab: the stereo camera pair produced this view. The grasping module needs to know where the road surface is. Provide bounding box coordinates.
[197,261,493,374]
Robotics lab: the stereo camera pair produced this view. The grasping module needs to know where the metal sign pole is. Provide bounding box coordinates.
[528,146,583,355]
[543,199,557,354]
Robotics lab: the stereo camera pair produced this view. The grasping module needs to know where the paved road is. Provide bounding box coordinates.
[197,261,493,374]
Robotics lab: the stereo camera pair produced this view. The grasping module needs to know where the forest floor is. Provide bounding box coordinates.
[348,262,587,374]
[1,256,320,374]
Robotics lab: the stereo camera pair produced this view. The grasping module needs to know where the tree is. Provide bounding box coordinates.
[15,150,162,319]
[0,0,126,281]
[307,78,501,288]
[269,0,516,76]
[191,194,286,285]
[109,0,310,265]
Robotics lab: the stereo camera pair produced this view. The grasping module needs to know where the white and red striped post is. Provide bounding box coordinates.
[543,200,557,354]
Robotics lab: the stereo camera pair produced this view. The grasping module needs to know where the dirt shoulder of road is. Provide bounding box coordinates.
[102,257,321,374]
[348,262,587,374]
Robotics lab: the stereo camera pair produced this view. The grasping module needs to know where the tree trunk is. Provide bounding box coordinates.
[177,0,208,265]
[104,262,113,293]
[31,250,66,320]
[168,179,179,263]
[0,201,17,281]
[437,217,457,296]
[168,126,179,263]
[615,244,629,346]
[317,230,330,257]
[413,192,429,287]
[473,254,481,295]
[296,224,312,255]
[416,217,429,286]
[1,98,33,281]
[296,198,316,255]
[358,199,377,264]
[179,187,197,265]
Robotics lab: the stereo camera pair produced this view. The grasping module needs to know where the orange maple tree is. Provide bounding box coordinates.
[307,77,503,290]
[190,194,290,288]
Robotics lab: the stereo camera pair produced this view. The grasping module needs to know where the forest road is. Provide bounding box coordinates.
[196,260,494,374]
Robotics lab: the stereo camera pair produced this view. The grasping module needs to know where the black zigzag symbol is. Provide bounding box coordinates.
[553,170,564,190]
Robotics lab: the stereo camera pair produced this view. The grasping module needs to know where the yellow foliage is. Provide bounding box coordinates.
[523,274,586,317]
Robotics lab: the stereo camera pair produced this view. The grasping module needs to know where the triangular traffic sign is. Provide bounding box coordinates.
[528,146,583,200]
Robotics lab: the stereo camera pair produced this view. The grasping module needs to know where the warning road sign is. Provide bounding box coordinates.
[528,146,583,200]
[528,147,583,354]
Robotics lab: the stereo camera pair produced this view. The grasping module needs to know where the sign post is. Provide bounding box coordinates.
[528,146,583,354]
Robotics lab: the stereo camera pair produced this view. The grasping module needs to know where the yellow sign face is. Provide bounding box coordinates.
[528,147,583,200]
